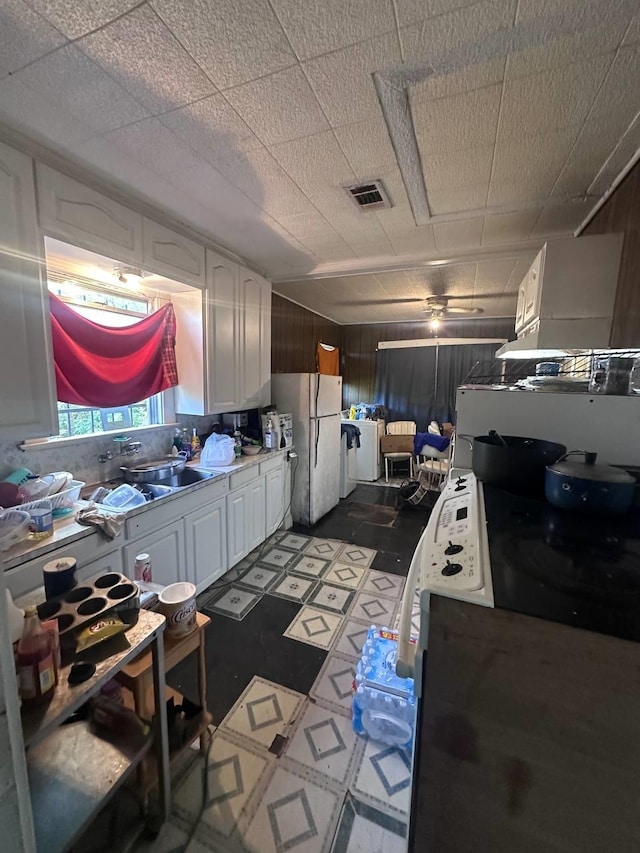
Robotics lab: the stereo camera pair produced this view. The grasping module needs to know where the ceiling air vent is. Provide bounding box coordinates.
[345,180,391,211]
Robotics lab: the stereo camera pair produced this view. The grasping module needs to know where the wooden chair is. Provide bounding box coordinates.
[382,421,416,483]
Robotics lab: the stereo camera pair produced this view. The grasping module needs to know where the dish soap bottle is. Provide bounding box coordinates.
[17,606,56,707]
[190,428,201,460]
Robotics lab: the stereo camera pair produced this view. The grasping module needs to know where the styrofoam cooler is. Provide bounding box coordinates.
[352,626,416,751]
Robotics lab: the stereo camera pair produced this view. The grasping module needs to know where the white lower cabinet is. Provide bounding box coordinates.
[77,549,124,582]
[265,466,285,537]
[123,519,185,587]
[247,477,266,552]
[226,486,250,568]
[185,497,227,593]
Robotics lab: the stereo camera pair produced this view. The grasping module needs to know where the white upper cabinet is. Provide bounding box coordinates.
[207,249,240,412]
[239,266,271,409]
[36,164,143,265]
[0,142,57,440]
[142,218,205,288]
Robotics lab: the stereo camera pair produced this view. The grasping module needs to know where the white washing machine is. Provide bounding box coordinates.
[340,419,385,482]
[339,431,358,498]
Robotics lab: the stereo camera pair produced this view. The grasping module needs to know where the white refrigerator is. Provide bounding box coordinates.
[271,373,342,526]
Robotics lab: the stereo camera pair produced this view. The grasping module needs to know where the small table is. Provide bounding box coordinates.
[117,611,211,767]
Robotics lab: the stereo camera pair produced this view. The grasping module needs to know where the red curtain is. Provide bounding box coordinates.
[49,293,178,407]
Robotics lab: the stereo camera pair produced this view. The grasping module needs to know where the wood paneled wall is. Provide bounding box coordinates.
[271,293,341,374]
[584,161,640,347]
[340,317,515,405]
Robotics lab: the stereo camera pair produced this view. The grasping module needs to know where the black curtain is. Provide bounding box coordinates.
[373,346,437,429]
[374,342,500,426]
[432,343,500,422]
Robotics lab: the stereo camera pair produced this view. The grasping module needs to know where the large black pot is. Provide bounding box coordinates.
[472,433,567,495]
[545,451,636,515]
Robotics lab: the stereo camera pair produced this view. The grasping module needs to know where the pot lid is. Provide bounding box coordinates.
[548,451,635,483]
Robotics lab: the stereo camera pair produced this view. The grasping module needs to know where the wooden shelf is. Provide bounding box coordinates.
[21,610,166,750]
[28,720,152,853]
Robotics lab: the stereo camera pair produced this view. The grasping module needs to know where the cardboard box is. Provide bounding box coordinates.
[380,435,414,454]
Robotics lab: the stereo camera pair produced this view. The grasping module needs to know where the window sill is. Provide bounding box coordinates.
[19,423,179,452]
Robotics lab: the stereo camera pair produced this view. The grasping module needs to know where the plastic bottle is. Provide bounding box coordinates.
[233,431,242,458]
[181,428,192,461]
[134,553,152,582]
[172,428,183,453]
[190,428,201,459]
[264,418,275,450]
[349,405,357,420]
[16,606,56,707]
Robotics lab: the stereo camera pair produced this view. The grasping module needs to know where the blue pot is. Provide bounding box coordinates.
[545,451,636,515]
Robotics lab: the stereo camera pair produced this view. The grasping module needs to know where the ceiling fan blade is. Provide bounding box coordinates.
[445,306,485,315]
[445,291,518,302]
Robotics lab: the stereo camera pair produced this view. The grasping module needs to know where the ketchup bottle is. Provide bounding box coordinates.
[17,606,56,707]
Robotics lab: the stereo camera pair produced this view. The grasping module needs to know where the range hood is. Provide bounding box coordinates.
[496,233,623,359]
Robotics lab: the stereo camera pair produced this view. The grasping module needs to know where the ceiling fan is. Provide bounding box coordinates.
[421,295,484,318]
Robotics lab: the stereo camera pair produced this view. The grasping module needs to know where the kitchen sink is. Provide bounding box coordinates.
[172,467,217,487]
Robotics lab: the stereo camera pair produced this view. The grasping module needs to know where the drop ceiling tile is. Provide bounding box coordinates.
[487,179,554,207]
[270,130,356,194]
[482,209,541,244]
[413,84,502,154]
[78,5,215,115]
[383,223,437,256]
[433,216,484,250]
[0,75,93,147]
[151,0,295,90]
[428,184,489,214]
[422,145,494,190]
[333,117,397,175]
[159,93,261,162]
[475,257,518,293]
[498,55,611,140]
[505,18,628,80]
[27,0,139,39]
[0,0,67,77]
[532,201,593,236]
[395,0,480,28]
[410,56,505,103]
[401,0,517,68]
[101,117,202,175]
[224,65,328,146]
[270,0,395,60]
[14,44,149,133]
[303,32,401,127]
[492,125,577,180]
[211,146,315,218]
[623,12,640,44]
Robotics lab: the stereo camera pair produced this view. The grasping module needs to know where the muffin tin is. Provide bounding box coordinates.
[37,571,140,636]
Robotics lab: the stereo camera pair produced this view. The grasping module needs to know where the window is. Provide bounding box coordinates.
[48,275,164,438]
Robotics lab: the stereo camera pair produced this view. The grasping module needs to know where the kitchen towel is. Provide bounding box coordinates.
[76,504,125,541]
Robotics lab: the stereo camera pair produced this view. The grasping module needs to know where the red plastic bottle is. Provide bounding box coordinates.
[17,606,56,707]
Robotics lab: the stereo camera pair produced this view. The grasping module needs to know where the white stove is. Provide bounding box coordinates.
[396,470,493,686]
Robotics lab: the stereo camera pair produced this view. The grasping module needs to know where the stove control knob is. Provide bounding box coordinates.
[441,560,463,577]
[455,477,467,486]
[445,541,463,556]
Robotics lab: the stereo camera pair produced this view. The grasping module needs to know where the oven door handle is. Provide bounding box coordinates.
[396,528,427,679]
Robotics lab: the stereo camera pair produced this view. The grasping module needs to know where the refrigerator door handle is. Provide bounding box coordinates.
[314,418,320,468]
[315,373,321,418]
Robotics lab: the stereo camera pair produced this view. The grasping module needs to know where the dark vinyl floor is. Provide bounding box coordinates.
[168,484,428,725]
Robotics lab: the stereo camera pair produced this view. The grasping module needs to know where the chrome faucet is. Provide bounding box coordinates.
[120,441,143,456]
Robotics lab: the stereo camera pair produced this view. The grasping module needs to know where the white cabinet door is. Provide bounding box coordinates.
[0,142,57,440]
[185,496,227,593]
[226,486,249,567]
[521,249,543,331]
[207,249,240,412]
[143,218,205,287]
[77,549,124,583]
[247,476,266,552]
[238,267,271,409]
[123,519,185,587]
[36,164,143,264]
[265,465,284,537]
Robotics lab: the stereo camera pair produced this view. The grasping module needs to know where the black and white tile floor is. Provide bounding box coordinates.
[153,485,427,853]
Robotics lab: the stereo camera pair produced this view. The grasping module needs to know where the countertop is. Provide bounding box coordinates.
[1,449,288,571]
